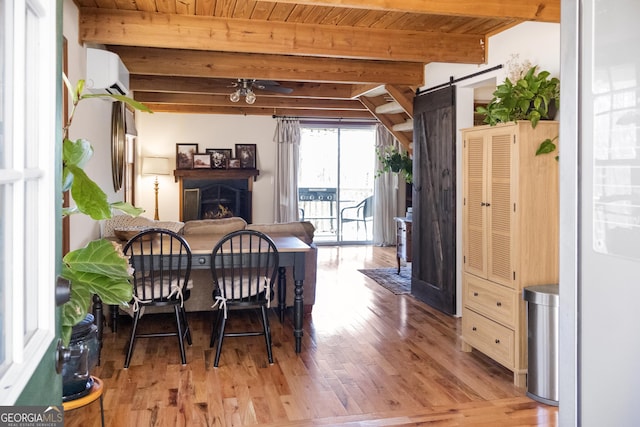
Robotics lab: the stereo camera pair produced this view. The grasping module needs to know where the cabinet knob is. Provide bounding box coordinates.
[472,326,477,331]
[480,202,487,206]
[495,339,500,344]
[496,301,502,307]
[473,292,479,297]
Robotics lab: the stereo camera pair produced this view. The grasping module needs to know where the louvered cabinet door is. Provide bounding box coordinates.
[463,133,487,278]
[486,130,515,288]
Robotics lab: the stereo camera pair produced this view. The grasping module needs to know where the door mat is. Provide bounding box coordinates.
[358,267,411,295]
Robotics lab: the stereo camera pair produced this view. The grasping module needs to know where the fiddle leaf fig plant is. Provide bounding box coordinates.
[376,146,413,184]
[60,75,151,345]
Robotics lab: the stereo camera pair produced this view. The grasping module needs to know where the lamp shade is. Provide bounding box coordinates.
[142,157,170,176]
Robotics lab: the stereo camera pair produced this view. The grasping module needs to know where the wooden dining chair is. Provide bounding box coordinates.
[122,228,193,367]
[209,230,279,367]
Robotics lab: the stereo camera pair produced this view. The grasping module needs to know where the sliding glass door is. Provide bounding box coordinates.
[298,125,376,244]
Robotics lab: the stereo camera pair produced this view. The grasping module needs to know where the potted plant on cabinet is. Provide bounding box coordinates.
[475,64,560,128]
[475,64,560,157]
[59,75,151,399]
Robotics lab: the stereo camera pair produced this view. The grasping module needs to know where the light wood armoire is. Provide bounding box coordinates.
[461,121,559,387]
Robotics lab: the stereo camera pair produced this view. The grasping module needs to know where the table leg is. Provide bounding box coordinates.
[99,394,105,427]
[292,252,305,353]
[294,279,303,353]
[92,295,103,366]
[110,304,118,333]
[397,256,401,274]
[278,267,286,323]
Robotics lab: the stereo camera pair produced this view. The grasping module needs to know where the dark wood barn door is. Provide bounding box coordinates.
[411,86,456,315]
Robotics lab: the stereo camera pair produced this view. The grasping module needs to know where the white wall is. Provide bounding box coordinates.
[135,113,278,224]
[421,21,561,316]
[63,0,121,250]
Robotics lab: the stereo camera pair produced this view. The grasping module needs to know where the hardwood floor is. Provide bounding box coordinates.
[65,246,558,426]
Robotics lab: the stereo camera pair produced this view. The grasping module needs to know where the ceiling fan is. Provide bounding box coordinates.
[229,79,293,104]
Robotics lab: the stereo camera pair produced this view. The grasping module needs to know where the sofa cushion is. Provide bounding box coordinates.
[182,217,247,235]
[102,215,185,238]
[248,221,315,245]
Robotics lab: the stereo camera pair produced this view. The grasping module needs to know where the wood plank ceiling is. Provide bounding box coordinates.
[74,0,560,151]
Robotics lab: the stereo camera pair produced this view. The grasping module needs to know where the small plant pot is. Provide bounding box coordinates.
[61,313,99,401]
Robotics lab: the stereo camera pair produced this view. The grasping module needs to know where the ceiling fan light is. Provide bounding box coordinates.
[245,89,256,104]
[230,90,241,103]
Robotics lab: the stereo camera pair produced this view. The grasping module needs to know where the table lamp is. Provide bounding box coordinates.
[142,156,170,220]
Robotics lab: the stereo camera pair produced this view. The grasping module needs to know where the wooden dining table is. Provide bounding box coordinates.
[108,233,312,354]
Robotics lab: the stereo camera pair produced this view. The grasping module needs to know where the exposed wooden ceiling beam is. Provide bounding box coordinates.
[359,96,412,151]
[109,46,425,85]
[78,8,485,63]
[254,0,560,23]
[134,92,367,110]
[384,85,415,117]
[142,103,374,118]
[130,76,357,99]
[350,84,385,98]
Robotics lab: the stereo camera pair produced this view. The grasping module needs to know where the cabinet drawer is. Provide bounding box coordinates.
[463,274,517,328]
[462,308,515,369]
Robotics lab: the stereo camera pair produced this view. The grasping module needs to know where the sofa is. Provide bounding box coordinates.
[102,216,318,313]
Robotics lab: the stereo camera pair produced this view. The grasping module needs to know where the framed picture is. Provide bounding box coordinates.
[206,148,232,169]
[176,143,198,169]
[235,144,257,169]
[228,158,241,169]
[193,153,212,169]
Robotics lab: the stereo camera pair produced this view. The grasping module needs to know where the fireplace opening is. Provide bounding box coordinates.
[183,179,252,223]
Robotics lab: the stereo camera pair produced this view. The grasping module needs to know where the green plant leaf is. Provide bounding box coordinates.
[60,239,133,345]
[81,93,153,113]
[529,111,541,128]
[74,80,85,103]
[533,96,542,110]
[62,137,94,192]
[63,239,133,279]
[67,165,112,220]
[63,138,93,168]
[538,70,551,80]
[111,201,145,217]
[62,74,77,105]
[536,139,557,155]
[518,99,531,112]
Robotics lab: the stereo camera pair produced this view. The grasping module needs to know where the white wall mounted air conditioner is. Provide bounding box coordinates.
[85,48,130,96]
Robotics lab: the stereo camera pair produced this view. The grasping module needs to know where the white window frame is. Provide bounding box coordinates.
[0,0,58,404]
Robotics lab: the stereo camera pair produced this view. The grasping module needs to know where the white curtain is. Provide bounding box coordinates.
[373,124,399,246]
[273,118,301,223]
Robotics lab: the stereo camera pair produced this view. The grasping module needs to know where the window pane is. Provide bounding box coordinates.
[23,4,39,340]
[299,128,338,241]
[299,126,376,243]
[0,185,5,372]
[0,0,6,372]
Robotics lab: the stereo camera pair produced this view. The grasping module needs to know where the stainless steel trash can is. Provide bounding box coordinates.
[523,284,559,406]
